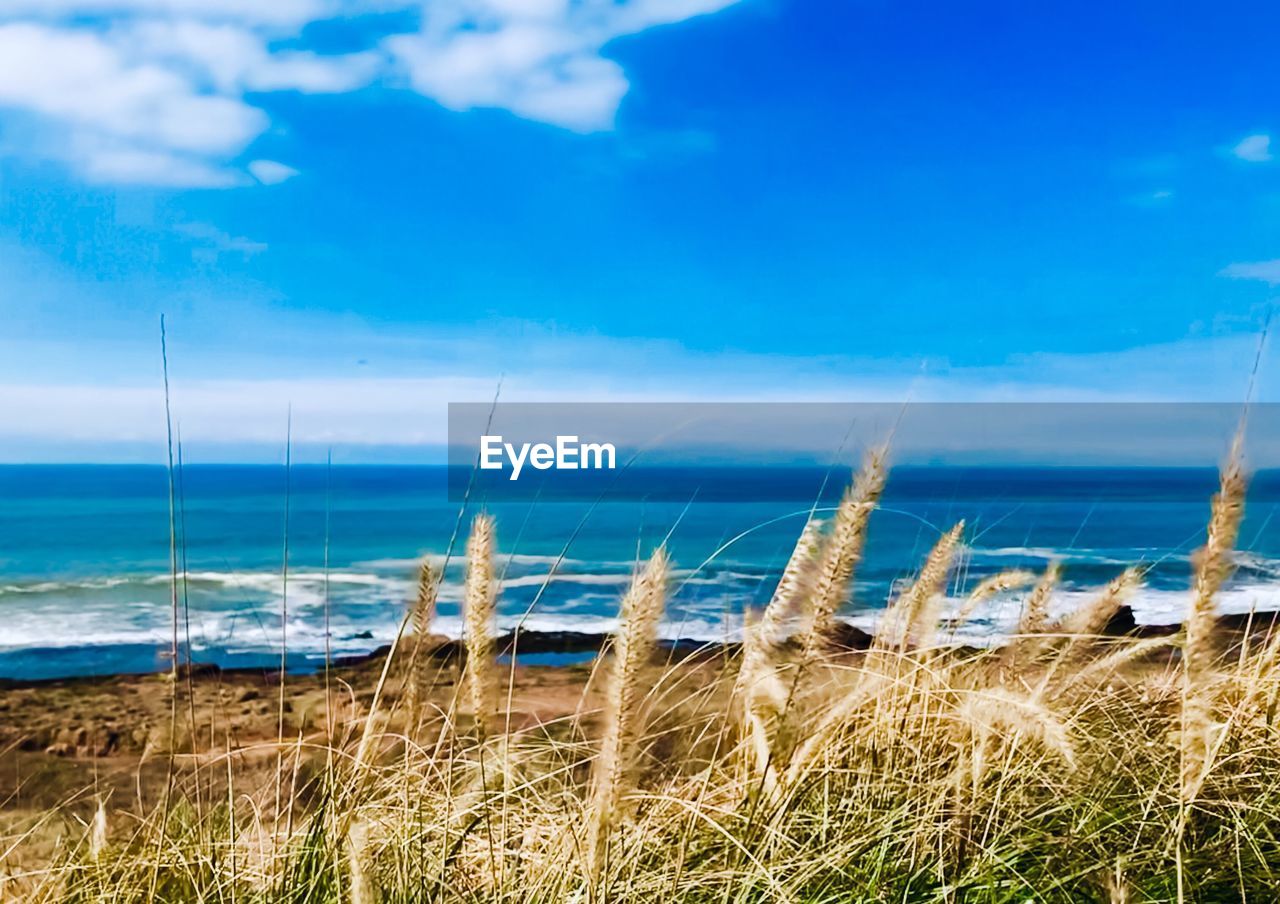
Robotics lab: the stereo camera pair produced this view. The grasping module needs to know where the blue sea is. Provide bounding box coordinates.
[2,465,1280,681]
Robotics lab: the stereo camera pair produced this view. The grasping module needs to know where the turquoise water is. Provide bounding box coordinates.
[2,465,1279,680]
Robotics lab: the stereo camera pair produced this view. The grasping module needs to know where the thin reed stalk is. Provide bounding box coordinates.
[151,314,180,903]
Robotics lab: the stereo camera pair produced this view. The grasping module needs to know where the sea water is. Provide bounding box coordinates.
[2,464,1279,680]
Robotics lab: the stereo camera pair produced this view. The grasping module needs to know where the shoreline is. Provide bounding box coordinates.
[5,602,1280,690]
[3,600,1278,894]
[1,605,1274,771]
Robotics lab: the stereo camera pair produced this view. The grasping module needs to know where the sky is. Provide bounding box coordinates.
[2,0,1280,462]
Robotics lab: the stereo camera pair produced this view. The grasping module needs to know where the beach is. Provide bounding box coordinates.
[0,631,697,887]
[0,600,1270,863]
[7,460,1280,900]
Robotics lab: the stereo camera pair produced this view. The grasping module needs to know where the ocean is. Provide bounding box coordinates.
[2,464,1279,681]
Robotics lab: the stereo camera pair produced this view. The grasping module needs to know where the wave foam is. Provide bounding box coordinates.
[8,556,1280,663]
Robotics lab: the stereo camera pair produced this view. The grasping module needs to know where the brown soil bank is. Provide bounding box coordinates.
[0,606,1272,812]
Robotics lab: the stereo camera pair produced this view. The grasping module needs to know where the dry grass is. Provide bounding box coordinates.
[1181,432,1247,801]
[404,557,440,738]
[4,450,1279,904]
[1018,560,1062,635]
[464,514,498,738]
[587,547,668,878]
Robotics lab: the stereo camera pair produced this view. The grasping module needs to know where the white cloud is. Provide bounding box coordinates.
[119,20,381,93]
[0,24,267,152]
[0,19,370,185]
[1220,259,1280,285]
[1232,133,1272,163]
[76,141,245,187]
[0,0,336,27]
[1127,188,1174,207]
[175,221,268,257]
[0,1,743,185]
[385,0,739,131]
[249,159,300,184]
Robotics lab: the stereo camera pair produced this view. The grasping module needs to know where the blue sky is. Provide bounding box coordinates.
[1,0,1279,461]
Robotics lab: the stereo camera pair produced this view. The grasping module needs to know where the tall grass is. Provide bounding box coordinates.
[464,514,498,739]
[587,547,668,880]
[1181,432,1247,801]
[8,448,1280,904]
[404,557,440,739]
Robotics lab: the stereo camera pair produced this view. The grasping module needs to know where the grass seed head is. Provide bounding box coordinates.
[464,514,497,735]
